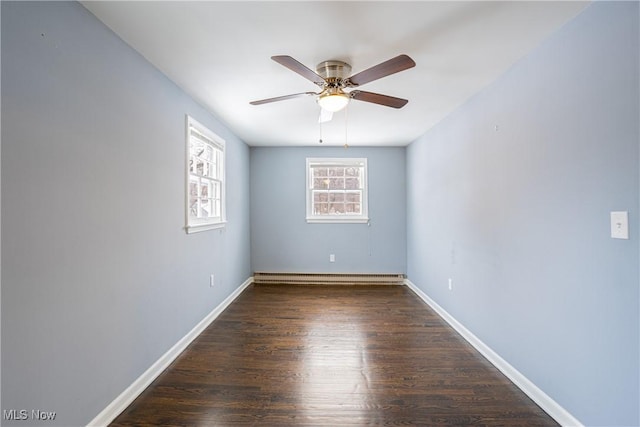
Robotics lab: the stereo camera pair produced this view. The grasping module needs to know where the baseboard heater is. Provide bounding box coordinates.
[253,272,406,285]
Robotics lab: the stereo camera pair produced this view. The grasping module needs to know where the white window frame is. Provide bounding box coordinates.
[306,157,369,224]
[185,115,226,234]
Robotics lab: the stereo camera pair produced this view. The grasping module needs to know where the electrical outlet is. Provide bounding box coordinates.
[210,274,215,287]
[329,254,335,263]
[448,278,452,291]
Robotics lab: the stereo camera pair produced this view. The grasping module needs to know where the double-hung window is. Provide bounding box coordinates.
[186,116,225,233]
[306,157,368,223]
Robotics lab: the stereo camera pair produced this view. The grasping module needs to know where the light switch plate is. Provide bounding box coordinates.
[610,211,629,239]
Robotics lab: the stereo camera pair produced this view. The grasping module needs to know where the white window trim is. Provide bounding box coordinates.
[306,157,369,224]
[185,115,226,234]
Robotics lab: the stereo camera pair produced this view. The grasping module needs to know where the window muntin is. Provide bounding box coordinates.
[186,116,225,233]
[306,158,368,223]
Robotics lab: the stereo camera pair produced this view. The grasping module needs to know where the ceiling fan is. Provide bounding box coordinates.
[250,54,416,122]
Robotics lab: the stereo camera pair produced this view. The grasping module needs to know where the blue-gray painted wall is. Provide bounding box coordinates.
[251,146,406,274]
[406,2,639,425]
[1,2,251,426]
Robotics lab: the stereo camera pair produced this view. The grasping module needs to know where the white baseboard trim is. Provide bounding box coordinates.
[404,279,583,427]
[87,276,254,427]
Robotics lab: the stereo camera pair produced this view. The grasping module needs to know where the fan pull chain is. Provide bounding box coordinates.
[344,103,349,149]
[318,118,323,144]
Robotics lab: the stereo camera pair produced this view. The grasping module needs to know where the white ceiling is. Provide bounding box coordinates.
[82,1,589,147]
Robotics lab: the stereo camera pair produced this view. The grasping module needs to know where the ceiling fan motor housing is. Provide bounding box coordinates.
[316,60,352,86]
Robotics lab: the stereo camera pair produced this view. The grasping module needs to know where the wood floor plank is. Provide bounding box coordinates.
[110,284,558,426]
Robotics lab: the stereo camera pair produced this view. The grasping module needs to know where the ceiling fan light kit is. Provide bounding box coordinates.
[317,89,350,112]
[250,54,416,120]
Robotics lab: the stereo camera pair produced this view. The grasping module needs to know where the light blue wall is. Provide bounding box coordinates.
[251,147,406,274]
[1,2,251,426]
[406,2,639,426]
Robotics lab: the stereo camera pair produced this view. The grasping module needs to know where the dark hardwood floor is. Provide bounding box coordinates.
[111,284,558,426]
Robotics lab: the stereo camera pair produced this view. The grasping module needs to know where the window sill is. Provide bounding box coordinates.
[306,217,369,224]
[185,221,227,234]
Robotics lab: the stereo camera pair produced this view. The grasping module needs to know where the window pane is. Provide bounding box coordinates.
[191,140,205,157]
[329,178,344,190]
[189,198,198,218]
[345,178,360,190]
[204,146,213,162]
[196,159,206,176]
[346,203,361,214]
[210,157,218,179]
[199,161,209,178]
[189,180,198,198]
[328,167,345,177]
[313,178,329,190]
[314,167,328,177]
[200,182,210,198]
[212,181,220,199]
[329,192,344,203]
[200,198,212,217]
[314,203,329,215]
[314,192,329,203]
[213,148,223,179]
[345,192,360,202]
[329,203,345,214]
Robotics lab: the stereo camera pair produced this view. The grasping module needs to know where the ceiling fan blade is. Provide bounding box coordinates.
[318,108,333,123]
[271,55,325,87]
[346,54,416,87]
[350,90,409,109]
[250,92,317,105]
